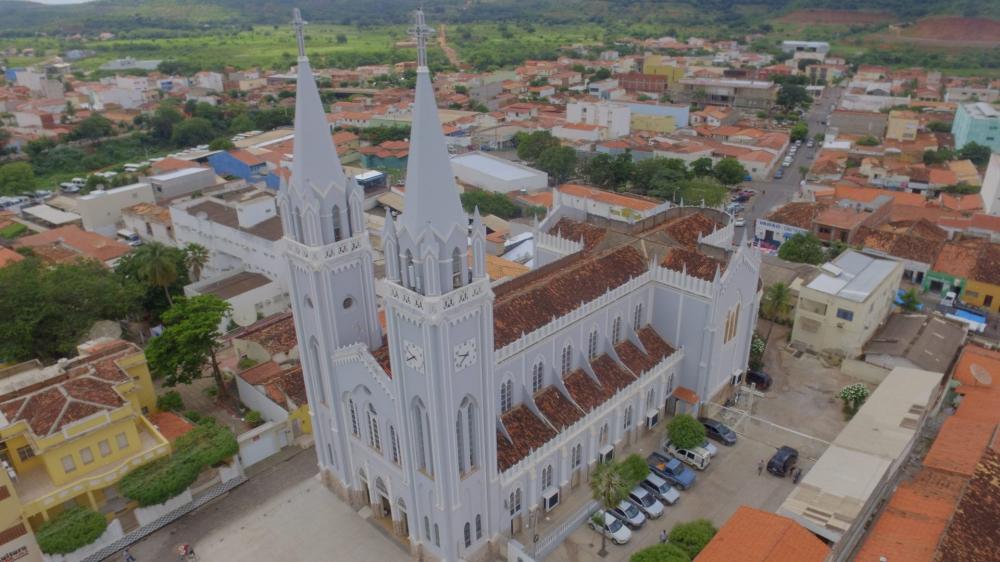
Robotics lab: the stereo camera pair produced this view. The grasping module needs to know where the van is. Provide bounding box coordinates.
[664,440,711,471]
[116,229,143,247]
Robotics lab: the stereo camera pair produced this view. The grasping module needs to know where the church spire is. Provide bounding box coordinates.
[399,8,466,239]
[290,8,347,197]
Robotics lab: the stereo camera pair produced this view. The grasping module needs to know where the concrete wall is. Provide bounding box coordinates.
[238,420,290,468]
[77,183,155,237]
[840,359,890,385]
[134,488,193,527]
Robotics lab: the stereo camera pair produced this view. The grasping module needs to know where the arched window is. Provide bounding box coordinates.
[588,329,599,359]
[404,250,416,291]
[293,208,305,243]
[332,205,342,242]
[514,489,522,514]
[646,388,655,411]
[475,514,482,539]
[599,423,609,446]
[531,361,544,393]
[542,464,553,489]
[463,522,471,548]
[633,303,643,330]
[561,344,572,375]
[423,516,430,540]
[572,443,583,469]
[348,398,359,436]
[309,339,326,404]
[390,426,401,465]
[624,405,633,430]
[413,400,433,476]
[457,397,477,474]
[434,524,440,547]
[456,414,465,474]
[367,404,381,451]
[452,247,463,289]
[500,380,513,413]
[612,316,622,343]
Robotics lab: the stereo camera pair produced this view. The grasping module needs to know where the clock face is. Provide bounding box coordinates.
[403,340,424,373]
[453,338,477,370]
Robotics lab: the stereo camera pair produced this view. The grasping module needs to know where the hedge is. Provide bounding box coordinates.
[119,420,238,506]
[36,506,108,554]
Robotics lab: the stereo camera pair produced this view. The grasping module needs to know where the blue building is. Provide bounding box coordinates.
[952,102,1000,151]
[207,150,273,186]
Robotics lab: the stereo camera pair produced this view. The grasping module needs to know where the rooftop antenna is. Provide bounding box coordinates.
[292,8,307,59]
[409,7,434,69]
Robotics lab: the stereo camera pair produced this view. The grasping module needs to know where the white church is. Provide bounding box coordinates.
[280,9,762,562]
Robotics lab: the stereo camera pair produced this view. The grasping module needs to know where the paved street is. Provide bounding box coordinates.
[120,447,406,562]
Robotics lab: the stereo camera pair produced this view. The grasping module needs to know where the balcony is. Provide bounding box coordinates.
[14,418,169,518]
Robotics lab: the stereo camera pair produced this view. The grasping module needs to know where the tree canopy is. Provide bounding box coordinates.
[669,519,718,559]
[535,146,578,184]
[146,295,232,400]
[115,242,190,319]
[460,190,519,219]
[790,121,808,142]
[67,114,114,141]
[630,544,691,562]
[514,131,560,162]
[958,142,991,167]
[667,414,706,449]
[776,83,811,110]
[0,162,36,196]
[712,157,747,186]
[777,233,827,265]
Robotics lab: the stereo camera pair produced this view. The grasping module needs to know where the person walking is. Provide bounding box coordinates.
[123,549,136,562]
[660,529,668,544]
[758,459,765,476]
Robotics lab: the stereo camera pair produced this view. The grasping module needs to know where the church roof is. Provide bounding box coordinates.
[534,386,585,429]
[290,38,347,198]
[590,354,636,393]
[563,369,613,412]
[497,406,557,472]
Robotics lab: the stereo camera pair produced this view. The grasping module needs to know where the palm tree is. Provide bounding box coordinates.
[136,242,179,307]
[761,282,793,342]
[589,461,629,557]
[183,243,210,282]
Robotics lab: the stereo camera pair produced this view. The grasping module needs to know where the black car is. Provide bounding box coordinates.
[767,446,798,477]
[699,417,737,446]
[746,370,772,391]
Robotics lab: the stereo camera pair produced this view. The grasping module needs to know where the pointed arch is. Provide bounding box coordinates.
[452,246,463,289]
[561,343,573,375]
[499,379,513,413]
[412,397,433,476]
[308,338,326,404]
[611,316,622,343]
[331,204,343,242]
[457,396,478,475]
[588,328,599,359]
[531,359,545,393]
[292,207,305,242]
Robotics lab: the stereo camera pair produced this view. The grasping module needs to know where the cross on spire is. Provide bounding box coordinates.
[409,8,433,68]
[292,8,307,59]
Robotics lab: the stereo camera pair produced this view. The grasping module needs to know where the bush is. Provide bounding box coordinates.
[631,543,691,562]
[183,410,203,424]
[0,222,27,239]
[667,414,706,450]
[237,356,258,370]
[839,383,870,419]
[36,506,108,554]
[245,410,263,427]
[619,454,650,488]
[156,390,184,412]
[119,422,238,506]
[669,519,717,559]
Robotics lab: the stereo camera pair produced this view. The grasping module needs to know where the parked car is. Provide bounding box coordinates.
[589,510,632,545]
[627,486,664,519]
[699,439,719,458]
[647,452,697,489]
[768,446,799,477]
[774,169,784,179]
[699,418,737,446]
[610,499,646,529]
[746,370,772,391]
[641,473,680,505]
[664,440,711,470]
[941,291,957,308]
[807,140,815,148]
[734,217,746,227]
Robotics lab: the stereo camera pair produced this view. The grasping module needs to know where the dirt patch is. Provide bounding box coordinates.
[900,16,1000,46]
[778,9,894,25]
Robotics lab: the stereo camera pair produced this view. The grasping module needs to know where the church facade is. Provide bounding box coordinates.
[280,10,762,562]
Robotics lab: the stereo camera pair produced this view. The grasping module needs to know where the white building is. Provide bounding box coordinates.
[194,71,226,93]
[980,153,1000,216]
[76,182,156,237]
[282,11,762,562]
[566,101,631,139]
[148,167,217,201]
[122,202,175,245]
[450,152,548,194]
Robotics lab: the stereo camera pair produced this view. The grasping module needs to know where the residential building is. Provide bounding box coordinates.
[281,13,760,562]
[618,73,667,95]
[695,506,829,562]
[780,40,830,57]
[754,201,826,251]
[0,466,43,562]
[854,219,947,284]
[981,153,1000,216]
[566,101,631,139]
[641,56,685,84]
[689,106,736,127]
[951,102,1000,151]
[791,250,903,357]
[922,237,1000,312]
[122,202,175,245]
[185,269,289,327]
[673,78,778,110]
[169,186,285,285]
[148,167,218,201]
[885,110,919,142]
[552,122,605,142]
[0,339,167,530]
[15,225,132,267]
[828,110,888,138]
[553,184,668,223]
[812,195,892,245]
[76,182,156,237]
[450,152,548,194]
[621,101,689,130]
[778,366,943,547]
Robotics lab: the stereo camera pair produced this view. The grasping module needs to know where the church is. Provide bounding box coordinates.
[280,9,761,562]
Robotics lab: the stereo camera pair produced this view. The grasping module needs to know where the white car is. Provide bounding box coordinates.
[628,486,665,519]
[642,473,681,506]
[734,217,746,227]
[590,510,632,545]
[700,439,719,458]
[610,499,646,529]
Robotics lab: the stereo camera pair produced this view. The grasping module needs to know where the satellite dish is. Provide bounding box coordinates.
[970,363,992,386]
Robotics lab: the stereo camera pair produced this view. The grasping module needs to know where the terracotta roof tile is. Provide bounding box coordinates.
[695,506,829,562]
[548,217,606,251]
[238,360,284,385]
[233,312,298,356]
[765,202,829,229]
[17,225,131,264]
[563,369,611,412]
[534,386,584,429]
[661,246,720,281]
[590,354,635,393]
[62,377,124,407]
[660,213,720,248]
[497,406,556,472]
[935,448,1000,561]
[615,340,657,375]
[148,411,195,441]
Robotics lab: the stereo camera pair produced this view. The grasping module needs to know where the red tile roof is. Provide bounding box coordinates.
[0,374,126,436]
[17,225,131,264]
[590,354,635,393]
[148,411,195,441]
[935,447,1000,561]
[232,312,298,356]
[534,386,585,429]
[661,246,721,281]
[696,506,829,562]
[548,217,606,251]
[660,213,721,248]
[0,247,25,268]
[497,406,556,472]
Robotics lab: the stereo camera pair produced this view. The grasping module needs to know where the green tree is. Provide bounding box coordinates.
[678,178,727,207]
[67,114,114,140]
[667,414,706,449]
[0,162,36,195]
[134,242,180,306]
[798,165,809,180]
[459,190,519,219]
[116,243,190,320]
[712,158,747,186]
[0,259,140,361]
[630,544,691,562]
[958,141,991,167]
[183,243,210,282]
[514,131,560,163]
[633,157,688,196]
[535,146,577,184]
[171,117,216,148]
[690,157,713,178]
[208,137,234,151]
[229,114,255,134]
[151,106,184,141]
[36,506,108,555]
[620,453,650,488]
[147,295,232,401]
[761,282,792,341]
[856,135,879,147]
[669,519,717,559]
[336,33,348,44]
[592,68,611,81]
[790,121,808,142]
[927,121,951,133]
[589,461,630,557]
[582,152,634,190]
[776,83,810,110]
[777,233,826,265]
[898,288,920,312]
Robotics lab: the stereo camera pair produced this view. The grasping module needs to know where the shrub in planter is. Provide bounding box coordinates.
[156,390,184,412]
[669,519,717,559]
[36,506,108,554]
[245,410,263,427]
[631,543,691,562]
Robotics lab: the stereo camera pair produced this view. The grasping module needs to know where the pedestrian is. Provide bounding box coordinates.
[123,549,136,562]
[660,529,668,544]
[793,468,803,484]
[758,459,764,476]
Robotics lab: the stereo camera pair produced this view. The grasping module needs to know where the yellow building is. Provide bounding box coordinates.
[631,113,677,134]
[0,468,43,562]
[641,56,685,84]
[0,339,168,530]
[963,278,1000,313]
[886,110,919,142]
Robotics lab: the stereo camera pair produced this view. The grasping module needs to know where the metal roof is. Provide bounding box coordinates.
[806,250,898,302]
[451,152,544,182]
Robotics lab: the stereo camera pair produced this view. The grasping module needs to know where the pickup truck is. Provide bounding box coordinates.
[646,452,696,490]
